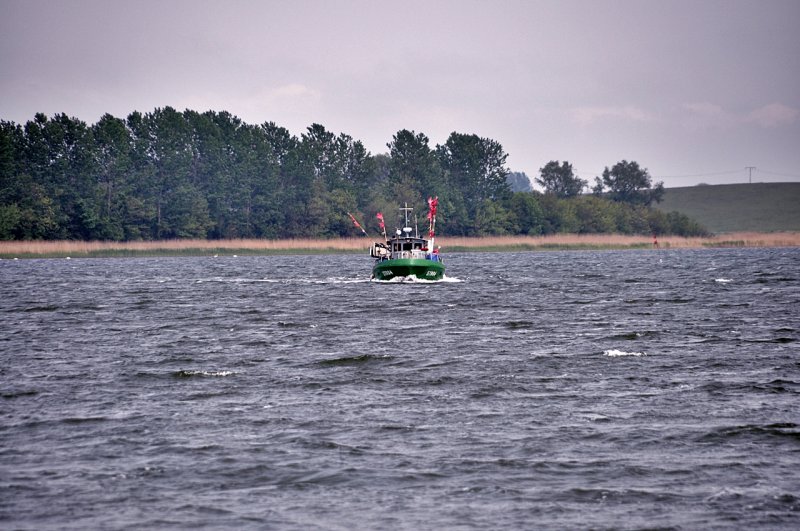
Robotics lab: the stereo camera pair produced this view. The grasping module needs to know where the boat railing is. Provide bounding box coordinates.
[381,249,442,262]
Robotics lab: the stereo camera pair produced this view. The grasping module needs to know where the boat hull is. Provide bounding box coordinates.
[372,258,445,281]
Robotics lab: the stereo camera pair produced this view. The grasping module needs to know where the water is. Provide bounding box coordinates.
[1,248,798,529]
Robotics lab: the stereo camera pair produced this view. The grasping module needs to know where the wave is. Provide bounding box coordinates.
[61,416,108,424]
[752,379,799,394]
[502,320,536,329]
[698,422,800,442]
[607,331,660,340]
[172,370,235,378]
[603,349,647,357]
[277,321,317,328]
[21,305,60,312]
[744,337,796,344]
[1,389,38,399]
[318,354,394,366]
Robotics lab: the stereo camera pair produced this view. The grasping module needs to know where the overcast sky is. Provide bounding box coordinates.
[2,0,799,188]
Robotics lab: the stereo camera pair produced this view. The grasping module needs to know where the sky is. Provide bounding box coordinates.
[2,0,799,189]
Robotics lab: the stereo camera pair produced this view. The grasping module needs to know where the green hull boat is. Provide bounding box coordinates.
[369,200,445,281]
[372,257,445,281]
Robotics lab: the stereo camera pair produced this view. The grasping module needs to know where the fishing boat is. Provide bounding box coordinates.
[369,198,445,281]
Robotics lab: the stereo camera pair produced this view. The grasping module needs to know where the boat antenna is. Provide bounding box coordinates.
[400,203,413,230]
[414,214,419,238]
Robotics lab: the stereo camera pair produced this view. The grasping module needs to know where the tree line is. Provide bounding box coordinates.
[0,108,706,241]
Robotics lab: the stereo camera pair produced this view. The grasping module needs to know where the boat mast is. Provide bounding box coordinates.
[400,203,413,234]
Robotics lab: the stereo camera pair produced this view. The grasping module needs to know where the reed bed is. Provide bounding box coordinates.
[0,238,368,257]
[1,232,799,258]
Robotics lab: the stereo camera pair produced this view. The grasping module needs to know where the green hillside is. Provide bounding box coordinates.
[656,182,800,233]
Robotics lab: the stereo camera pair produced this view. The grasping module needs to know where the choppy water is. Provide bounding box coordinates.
[1,248,799,530]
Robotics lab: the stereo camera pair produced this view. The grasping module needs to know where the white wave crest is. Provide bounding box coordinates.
[714,278,733,283]
[603,349,647,357]
[182,370,235,377]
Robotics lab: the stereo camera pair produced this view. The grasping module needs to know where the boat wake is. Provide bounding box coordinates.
[196,277,372,285]
[372,274,462,283]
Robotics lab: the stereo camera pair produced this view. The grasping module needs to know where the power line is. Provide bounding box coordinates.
[654,169,742,179]
[757,168,800,179]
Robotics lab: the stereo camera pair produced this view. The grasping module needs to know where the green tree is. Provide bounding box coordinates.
[506,171,532,192]
[536,160,586,198]
[439,132,510,204]
[506,192,544,234]
[123,111,159,239]
[0,121,24,238]
[297,124,339,236]
[21,113,98,239]
[665,211,708,236]
[162,184,213,238]
[437,132,510,234]
[593,160,664,205]
[141,107,200,238]
[92,113,133,239]
[259,121,298,237]
[610,203,651,234]
[538,194,580,234]
[1,109,712,241]
[3,173,60,239]
[0,121,20,191]
[574,195,615,233]
[387,129,441,205]
[473,199,513,235]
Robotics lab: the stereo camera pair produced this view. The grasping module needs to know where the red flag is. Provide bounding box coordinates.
[347,212,367,235]
[427,197,438,239]
[427,196,438,219]
[376,212,385,230]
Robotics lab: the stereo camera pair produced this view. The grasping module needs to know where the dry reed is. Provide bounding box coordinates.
[1,232,799,258]
[0,238,368,256]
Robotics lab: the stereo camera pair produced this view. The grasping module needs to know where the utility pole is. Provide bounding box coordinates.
[746,166,756,184]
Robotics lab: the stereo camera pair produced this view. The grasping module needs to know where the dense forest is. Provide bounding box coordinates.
[0,108,706,241]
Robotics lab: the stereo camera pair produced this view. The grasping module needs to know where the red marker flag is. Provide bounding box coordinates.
[427,196,438,219]
[427,196,438,238]
[376,212,386,238]
[347,212,368,236]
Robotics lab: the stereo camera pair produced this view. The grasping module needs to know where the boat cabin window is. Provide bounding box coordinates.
[391,239,425,253]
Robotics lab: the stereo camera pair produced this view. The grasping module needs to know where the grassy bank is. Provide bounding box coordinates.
[2,232,799,259]
[657,182,800,233]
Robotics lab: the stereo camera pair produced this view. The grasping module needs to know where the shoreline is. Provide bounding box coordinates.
[1,232,799,259]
